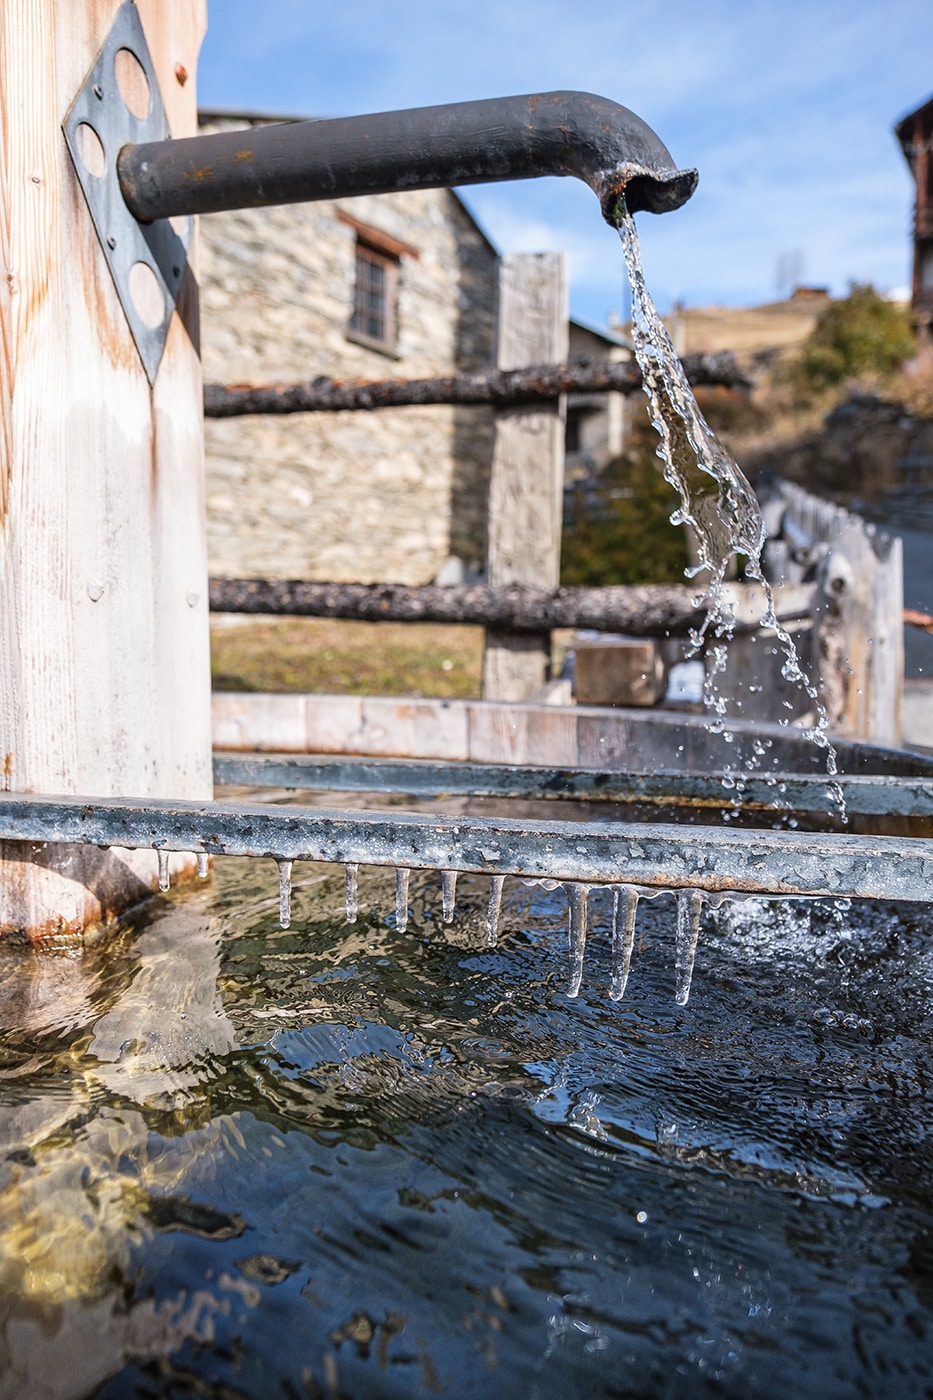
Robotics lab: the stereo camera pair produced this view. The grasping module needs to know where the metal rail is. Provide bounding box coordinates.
[212,754,933,825]
[2,793,931,902]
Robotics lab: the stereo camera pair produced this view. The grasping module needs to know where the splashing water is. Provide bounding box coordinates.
[615,200,844,815]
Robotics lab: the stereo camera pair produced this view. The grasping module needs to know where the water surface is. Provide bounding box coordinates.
[1,858,931,1398]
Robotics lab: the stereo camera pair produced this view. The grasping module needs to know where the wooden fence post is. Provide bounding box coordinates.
[0,1,211,939]
[814,519,903,745]
[483,253,568,701]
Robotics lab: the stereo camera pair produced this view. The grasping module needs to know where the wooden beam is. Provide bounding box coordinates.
[0,0,211,939]
[207,577,706,634]
[201,351,749,417]
[483,253,568,700]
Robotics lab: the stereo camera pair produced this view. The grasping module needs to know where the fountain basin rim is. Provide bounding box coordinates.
[1,792,931,904]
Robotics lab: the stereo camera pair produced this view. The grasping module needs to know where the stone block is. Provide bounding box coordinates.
[573,638,667,707]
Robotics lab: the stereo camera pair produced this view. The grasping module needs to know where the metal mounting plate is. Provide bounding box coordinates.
[62,0,191,385]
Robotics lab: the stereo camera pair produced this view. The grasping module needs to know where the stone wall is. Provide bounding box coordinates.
[199,116,499,585]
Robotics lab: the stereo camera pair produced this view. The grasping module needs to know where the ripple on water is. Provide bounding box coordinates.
[0,857,930,1398]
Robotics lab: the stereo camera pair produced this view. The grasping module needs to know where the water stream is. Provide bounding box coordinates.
[616,202,843,808]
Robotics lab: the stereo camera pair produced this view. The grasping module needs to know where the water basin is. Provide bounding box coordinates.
[1,856,931,1398]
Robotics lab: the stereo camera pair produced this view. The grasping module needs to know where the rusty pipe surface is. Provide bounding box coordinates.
[117,91,697,224]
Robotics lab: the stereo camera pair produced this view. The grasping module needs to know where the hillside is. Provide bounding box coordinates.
[662,288,831,362]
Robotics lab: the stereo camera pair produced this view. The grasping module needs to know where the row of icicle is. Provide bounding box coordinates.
[263,857,710,1007]
[155,846,710,1005]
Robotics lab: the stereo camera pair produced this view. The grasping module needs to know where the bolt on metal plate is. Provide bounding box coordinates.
[62,0,192,385]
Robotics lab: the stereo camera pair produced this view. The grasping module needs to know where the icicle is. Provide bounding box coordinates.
[345,863,359,924]
[157,848,170,892]
[276,858,293,929]
[197,852,210,880]
[395,867,410,932]
[610,885,640,1001]
[486,875,505,947]
[566,884,589,998]
[674,890,705,1006]
[441,870,458,924]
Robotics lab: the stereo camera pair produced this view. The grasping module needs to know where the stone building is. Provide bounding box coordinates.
[896,91,933,340]
[564,318,634,477]
[199,113,500,586]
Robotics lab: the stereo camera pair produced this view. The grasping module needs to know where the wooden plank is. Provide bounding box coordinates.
[483,253,568,701]
[0,1,210,938]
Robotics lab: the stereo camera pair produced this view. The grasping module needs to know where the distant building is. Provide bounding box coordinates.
[198,112,499,586]
[895,92,933,339]
[564,318,635,477]
[788,285,830,303]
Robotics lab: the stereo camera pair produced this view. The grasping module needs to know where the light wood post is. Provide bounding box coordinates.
[0,1,211,938]
[482,253,568,701]
[815,520,903,745]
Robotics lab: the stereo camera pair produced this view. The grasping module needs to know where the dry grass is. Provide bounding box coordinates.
[211,616,486,698]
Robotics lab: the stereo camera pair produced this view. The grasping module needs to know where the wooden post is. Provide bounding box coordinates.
[814,519,903,745]
[0,1,212,939]
[482,253,568,701]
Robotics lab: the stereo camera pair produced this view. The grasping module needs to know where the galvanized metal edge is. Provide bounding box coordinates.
[212,754,933,820]
[2,793,932,902]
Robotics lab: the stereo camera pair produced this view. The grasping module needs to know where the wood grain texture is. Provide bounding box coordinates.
[815,521,903,744]
[483,253,568,702]
[0,0,210,937]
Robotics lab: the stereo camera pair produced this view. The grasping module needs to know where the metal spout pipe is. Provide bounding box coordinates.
[117,90,697,225]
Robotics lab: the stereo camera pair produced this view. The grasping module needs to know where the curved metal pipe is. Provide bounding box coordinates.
[118,91,697,225]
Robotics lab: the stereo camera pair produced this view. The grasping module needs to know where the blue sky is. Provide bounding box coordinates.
[197,1,932,326]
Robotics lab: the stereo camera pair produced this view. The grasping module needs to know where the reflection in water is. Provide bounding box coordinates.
[0,858,930,1397]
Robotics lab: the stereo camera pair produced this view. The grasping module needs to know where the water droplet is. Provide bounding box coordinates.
[157,848,170,892]
[197,852,210,879]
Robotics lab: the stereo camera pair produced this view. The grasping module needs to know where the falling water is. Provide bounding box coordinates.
[615,200,844,810]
